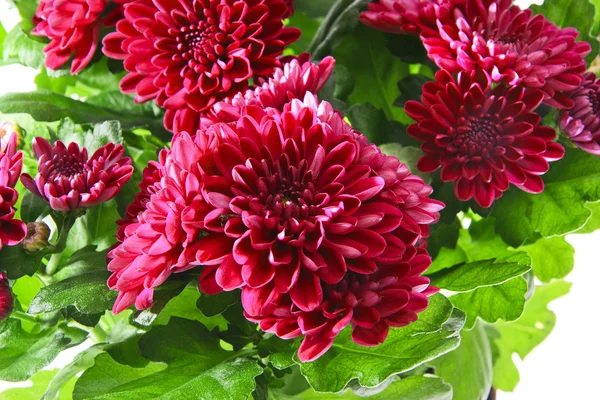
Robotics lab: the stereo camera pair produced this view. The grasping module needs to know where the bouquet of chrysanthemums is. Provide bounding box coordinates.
[0,0,598,398]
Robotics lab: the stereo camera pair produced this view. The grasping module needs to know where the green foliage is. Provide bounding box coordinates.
[0,369,75,400]
[73,318,263,399]
[282,294,465,392]
[430,323,492,400]
[491,281,571,391]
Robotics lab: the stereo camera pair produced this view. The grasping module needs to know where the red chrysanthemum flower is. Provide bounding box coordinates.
[0,130,26,249]
[102,0,301,132]
[415,0,591,108]
[0,272,13,321]
[199,55,335,130]
[21,138,134,212]
[246,246,437,362]
[283,0,294,18]
[360,0,445,34]
[559,72,600,156]
[405,70,564,208]
[108,93,443,320]
[32,0,128,74]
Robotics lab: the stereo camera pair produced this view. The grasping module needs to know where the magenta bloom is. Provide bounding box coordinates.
[247,246,437,362]
[21,138,133,212]
[360,0,442,34]
[406,70,564,208]
[109,94,443,321]
[103,0,301,132]
[559,73,600,156]
[283,0,294,18]
[0,272,13,321]
[0,131,26,249]
[199,55,336,131]
[32,0,126,74]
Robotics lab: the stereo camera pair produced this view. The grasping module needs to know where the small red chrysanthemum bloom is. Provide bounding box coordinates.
[0,131,26,249]
[365,0,590,109]
[32,0,127,74]
[246,246,437,362]
[360,0,443,34]
[559,73,600,156]
[406,70,564,208]
[108,93,443,318]
[102,0,301,132]
[0,272,13,321]
[21,138,134,212]
[200,55,336,130]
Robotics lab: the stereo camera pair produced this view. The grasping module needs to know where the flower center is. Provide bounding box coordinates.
[49,154,86,180]
[176,18,224,71]
[454,115,502,157]
[490,31,526,53]
[589,91,600,115]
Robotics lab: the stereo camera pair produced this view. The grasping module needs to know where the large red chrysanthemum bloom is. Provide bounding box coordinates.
[246,246,437,362]
[416,0,591,109]
[0,131,26,249]
[0,272,13,321]
[406,70,564,208]
[32,0,128,74]
[102,0,301,132]
[360,0,446,34]
[559,73,600,156]
[21,138,133,212]
[199,55,335,130]
[108,94,443,316]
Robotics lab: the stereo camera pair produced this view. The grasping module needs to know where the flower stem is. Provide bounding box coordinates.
[12,311,39,323]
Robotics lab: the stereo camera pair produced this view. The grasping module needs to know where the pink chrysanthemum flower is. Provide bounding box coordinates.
[559,73,600,156]
[0,272,13,321]
[246,246,437,362]
[108,93,443,324]
[406,69,564,208]
[21,138,133,212]
[0,131,26,249]
[198,55,336,131]
[32,0,128,74]
[102,0,301,132]
[420,0,590,108]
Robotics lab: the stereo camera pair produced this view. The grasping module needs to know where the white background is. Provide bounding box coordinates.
[1,0,599,399]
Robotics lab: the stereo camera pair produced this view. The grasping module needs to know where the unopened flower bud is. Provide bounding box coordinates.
[22,222,51,253]
[0,272,13,321]
[0,122,22,152]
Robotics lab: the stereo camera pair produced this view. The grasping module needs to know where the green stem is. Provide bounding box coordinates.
[12,311,40,323]
[43,213,78,276]
[45,253,63,276]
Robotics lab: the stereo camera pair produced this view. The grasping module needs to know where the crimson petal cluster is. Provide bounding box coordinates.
[32,0,128,74]
[559,72,600,156]
[103,0,301,132]
[360,0,444,34]
[0,272,13,321]
[108,94,443,361]
[405,70,564,208]
[0,127,26,249]
[21,138,133,212]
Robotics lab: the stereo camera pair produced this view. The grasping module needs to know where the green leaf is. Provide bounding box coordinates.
[345,103,394,145]
[53,246,109,281]
[430,323,492,400]
[66,200,121,253]
[532,0,598,62]
[291,294,465,392]
[19,191,49,223]
[427,253,531,292]
[0,319,86,382]
[295,0,337,18]
[492,149,600,246]
[449,277,528,329]
[73,318,263,399]
[196,290,240,317]
[85,121,124,153]
[0,244,44,279]
[395,74,431,106]
[0,90,166,134]
[521,236,575,282]
[28,271,116,316]
[2,23,45,69]
[334,25,410,123]
[288,12,321,54]
[1,369,75,400]
[491,280,571,391]
[275,376,452,399]
[575,200,600,233]
[131,278,191,327]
